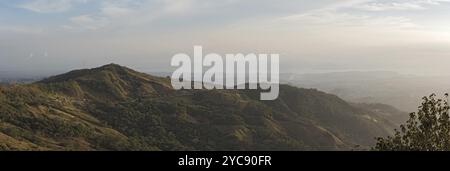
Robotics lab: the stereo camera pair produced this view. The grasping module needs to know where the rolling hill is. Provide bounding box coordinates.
[0,64,404,150]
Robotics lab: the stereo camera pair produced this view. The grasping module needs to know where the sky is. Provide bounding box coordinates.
[1,0,450,76]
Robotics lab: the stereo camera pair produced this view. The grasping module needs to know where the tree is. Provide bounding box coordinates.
[373,94,450,151]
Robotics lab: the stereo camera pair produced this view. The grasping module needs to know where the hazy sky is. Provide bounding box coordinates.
[1,0,450,76]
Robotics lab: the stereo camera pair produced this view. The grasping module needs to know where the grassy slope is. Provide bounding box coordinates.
[0,64,399,150]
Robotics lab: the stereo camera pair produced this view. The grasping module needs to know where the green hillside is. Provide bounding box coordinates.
[0,64,402,150]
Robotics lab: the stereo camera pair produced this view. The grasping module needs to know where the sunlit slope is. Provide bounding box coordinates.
[0,64,400,150]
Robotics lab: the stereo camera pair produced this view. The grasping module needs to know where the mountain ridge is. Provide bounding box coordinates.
[0,64,404,150]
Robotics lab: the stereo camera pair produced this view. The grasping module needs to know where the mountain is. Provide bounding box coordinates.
[352,103,409,126]
[0,64,403,150]
[281,71,450,112]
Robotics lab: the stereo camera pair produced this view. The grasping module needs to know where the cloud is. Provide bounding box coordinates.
[162,0,195,14]
[62,0,138,31]
[276,0,450,33]
[354,0,450,11]
[66,15,108,30]
[61,0,198,31]
[356,2,426,11]
[282,11,418,30]
[18,0,89,13]
[101,6,133,18]
[98,0,141,17]
[280,0,419,30]
[0,26,44,34]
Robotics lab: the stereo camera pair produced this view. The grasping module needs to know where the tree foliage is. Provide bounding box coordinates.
[374,94,450,151]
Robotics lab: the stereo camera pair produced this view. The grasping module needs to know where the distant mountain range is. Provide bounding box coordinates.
[281,71,450,112]
[0,64,406,150]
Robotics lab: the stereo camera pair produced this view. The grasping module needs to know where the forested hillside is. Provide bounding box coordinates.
[0,64,403,150]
